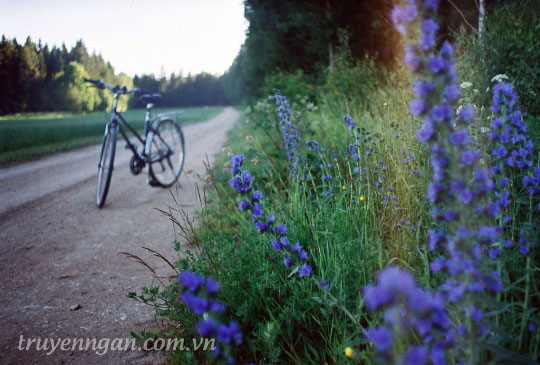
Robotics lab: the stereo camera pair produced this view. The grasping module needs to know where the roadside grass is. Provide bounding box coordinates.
[132,58,538,363]
[0,106,224,165]
[132,68,439,363]
[128,2,540,361]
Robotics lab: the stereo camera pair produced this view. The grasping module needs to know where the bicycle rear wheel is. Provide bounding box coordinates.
[96,124,117,208]
[146,119,185,187]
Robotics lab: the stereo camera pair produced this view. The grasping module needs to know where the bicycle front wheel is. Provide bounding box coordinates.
[146,119,185,187]
[96,124,117,208]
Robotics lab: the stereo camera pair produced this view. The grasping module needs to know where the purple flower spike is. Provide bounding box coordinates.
[298,264,312,277]
[197,319,215,337]
[365,327,393,352]
[405,44,422,70]
[251,190,263,202]
[238,200,250,211]
[290,242,302,253]
[414,80,436,98]
[404,346,428,365]
[427,55,446,73]
[386,4,529,360]
[449,129,470,146]
[206,277,220,295]
[458,105,475,122]
[444,84,460,101]
[276,224,287,235]
[410,99,427,116]
[178,271,204,292]
[283,256,292,267]
[418,121,435,142]
[431,104,452,122]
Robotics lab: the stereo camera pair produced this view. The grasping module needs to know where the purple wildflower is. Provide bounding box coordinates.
[298,264,312,277]
[366,327,393,352]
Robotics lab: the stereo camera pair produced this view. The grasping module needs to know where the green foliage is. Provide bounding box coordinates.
[52,61,98,112]
[456,0,540,116]
[0,36,133,114]
[133,49,539,362]
[262,69,315,103]
[128,2,540,363]
[318,51,391,114]
[131,62,437,363]
[222,0,400,102]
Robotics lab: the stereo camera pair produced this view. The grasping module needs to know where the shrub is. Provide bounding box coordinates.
[262,69,315,104]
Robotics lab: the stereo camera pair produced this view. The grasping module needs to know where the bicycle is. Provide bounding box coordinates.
[84,78,185,208]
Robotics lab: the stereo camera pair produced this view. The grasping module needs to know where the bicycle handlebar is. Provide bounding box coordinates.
[83,78,139,95]
[83,78,162,104]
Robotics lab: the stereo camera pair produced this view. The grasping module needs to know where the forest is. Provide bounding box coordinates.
[0,37,227,114]
[220,0,493,103]
[1,0,490,115]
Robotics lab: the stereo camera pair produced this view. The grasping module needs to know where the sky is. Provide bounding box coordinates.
[0,0,247,77]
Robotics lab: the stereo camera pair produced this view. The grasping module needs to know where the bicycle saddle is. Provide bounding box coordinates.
[139,93,162,104]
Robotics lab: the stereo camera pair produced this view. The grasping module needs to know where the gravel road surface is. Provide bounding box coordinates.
[0,107,239,364]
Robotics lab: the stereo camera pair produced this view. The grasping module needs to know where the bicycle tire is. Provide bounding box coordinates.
[146,119,185,187]
[96,124,117,208]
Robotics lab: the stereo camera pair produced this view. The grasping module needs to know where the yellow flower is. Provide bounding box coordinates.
[360,196,365,201]
[342,186,346,190]
[344,346,354,358]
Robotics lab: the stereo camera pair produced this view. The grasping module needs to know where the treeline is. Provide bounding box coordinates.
[0,36,229,115]
[131,73,227,108]
[221,0,491,104]
[221,0,399,103]
[1,0,489,114]
[0,37,133,114]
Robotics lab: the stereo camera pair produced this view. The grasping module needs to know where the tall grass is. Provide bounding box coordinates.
[130,65,441,363]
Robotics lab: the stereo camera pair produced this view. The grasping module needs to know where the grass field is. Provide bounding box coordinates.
[0,106,224,165]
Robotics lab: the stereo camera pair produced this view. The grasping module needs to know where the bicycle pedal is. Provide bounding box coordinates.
[148,178,161,187]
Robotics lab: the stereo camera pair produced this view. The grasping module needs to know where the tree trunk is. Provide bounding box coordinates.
[326,0,334,72]
[478,0,485,39]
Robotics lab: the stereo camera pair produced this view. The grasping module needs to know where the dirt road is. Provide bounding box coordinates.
[0,107,240,364]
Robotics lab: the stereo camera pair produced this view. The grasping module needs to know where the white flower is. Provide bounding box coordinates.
[460,82,473,89]
[491,74,509,83]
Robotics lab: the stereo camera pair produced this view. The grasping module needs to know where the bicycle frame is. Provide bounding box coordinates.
[90,77,185,206]
[99,94,173,167]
